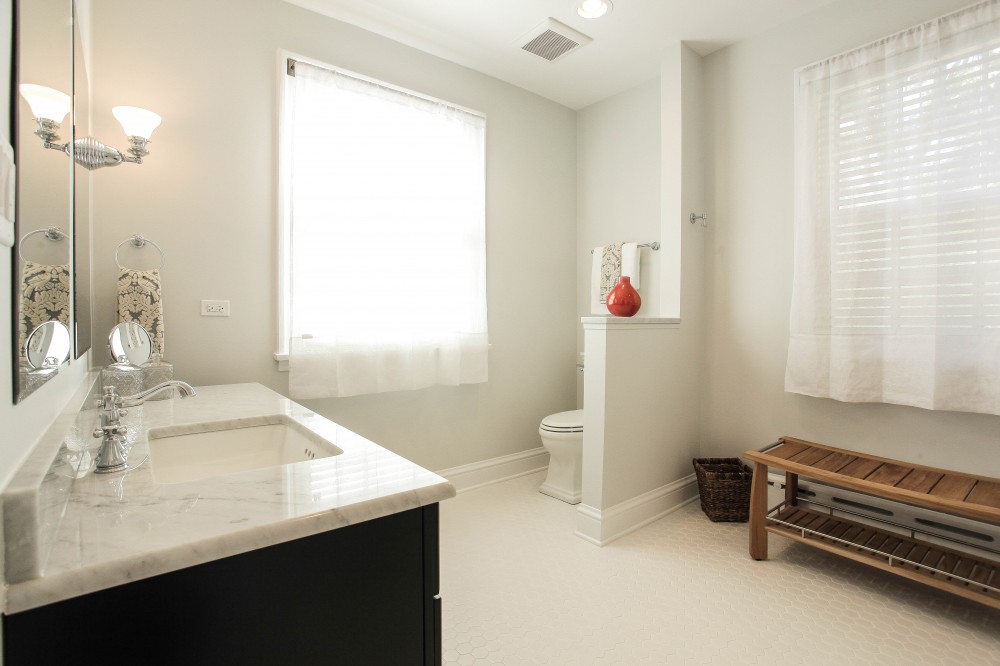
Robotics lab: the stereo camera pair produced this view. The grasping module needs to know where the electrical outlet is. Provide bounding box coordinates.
[201,299,230,317]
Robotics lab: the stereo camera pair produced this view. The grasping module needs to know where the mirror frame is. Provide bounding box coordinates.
[71,0,91,359]
[11,0,77,403]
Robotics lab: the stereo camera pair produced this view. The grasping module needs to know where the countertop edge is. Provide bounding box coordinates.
[6,480,455,614]
[3,371,101,584]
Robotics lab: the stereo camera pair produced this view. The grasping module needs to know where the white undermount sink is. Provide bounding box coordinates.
[147,416,343,484]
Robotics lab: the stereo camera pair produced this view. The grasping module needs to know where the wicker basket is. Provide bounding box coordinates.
[692,457,753,522]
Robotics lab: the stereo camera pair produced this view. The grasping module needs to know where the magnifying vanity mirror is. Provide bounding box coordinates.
[102,321,160,397]
[11,0,92,403]
[18,320,71,396]
[25,320,71,370]
[107,321,151,366]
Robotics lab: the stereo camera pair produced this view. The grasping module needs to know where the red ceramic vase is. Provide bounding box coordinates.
[606,276,641,317]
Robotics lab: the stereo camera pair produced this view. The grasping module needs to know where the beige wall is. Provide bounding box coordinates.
[576,77,663,321]
[576,77,662,405]
[700,0,1000,475]
[85,0,579,472]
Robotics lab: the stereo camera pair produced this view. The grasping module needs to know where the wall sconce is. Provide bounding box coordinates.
[19,84,161,171]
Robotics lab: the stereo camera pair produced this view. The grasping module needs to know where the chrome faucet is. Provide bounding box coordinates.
[92,381,197,474]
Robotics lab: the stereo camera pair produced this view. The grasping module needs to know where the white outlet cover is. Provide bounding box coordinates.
[201,300,231,317]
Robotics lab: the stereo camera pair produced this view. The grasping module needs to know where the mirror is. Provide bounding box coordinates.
[19,320,70,395]
[108,321,151,366]
[12,0,75,403]
[25,320,70,369]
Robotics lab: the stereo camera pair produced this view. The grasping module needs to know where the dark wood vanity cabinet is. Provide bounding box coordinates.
[4,504,442,665]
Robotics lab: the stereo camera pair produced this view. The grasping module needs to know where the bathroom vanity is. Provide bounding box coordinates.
[2,381,455,665]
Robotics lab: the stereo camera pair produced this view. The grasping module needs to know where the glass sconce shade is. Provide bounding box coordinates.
[577,0,612,18]
[112,106,162,140]
[19,84,71,123]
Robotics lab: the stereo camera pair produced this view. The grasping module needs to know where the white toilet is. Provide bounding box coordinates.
[538,409,584,504]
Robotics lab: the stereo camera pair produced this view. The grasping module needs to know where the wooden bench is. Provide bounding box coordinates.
[744,436,1000,610]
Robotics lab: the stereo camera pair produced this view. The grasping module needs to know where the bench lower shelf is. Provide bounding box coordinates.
[767,505,1000,610]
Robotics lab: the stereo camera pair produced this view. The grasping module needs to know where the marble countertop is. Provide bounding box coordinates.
[3,381,455,614]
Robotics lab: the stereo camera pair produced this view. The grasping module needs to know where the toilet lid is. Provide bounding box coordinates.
[540,409,584,433]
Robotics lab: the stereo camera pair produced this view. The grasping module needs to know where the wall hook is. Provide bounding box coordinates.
[689,213,708,227]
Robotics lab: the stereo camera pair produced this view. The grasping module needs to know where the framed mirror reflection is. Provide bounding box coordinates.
[11,0,90,403]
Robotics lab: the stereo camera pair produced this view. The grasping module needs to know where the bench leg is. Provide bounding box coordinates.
[749,461,769,560]
[785,472,798,507]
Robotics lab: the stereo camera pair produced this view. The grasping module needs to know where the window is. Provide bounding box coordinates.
[279,57,488,398]
[786,0,1000,414]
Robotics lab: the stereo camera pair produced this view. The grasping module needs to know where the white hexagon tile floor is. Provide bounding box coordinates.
[439,471,1000,665]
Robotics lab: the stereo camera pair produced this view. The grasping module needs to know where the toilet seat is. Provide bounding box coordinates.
[540,409,584,433]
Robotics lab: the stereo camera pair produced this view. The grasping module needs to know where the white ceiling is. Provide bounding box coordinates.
[284,0,839,109]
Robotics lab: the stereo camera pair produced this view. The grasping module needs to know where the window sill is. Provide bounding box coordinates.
[275,343,493,373]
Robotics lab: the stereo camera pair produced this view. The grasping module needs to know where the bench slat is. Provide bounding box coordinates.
[811,452,856,473]
[789,446,835,466]
[967,480,1000,510]
[866,463,912,486]
[836,458,884,481]
[929,475,976,502]
[766,441,809,461]
[896,469,944,493]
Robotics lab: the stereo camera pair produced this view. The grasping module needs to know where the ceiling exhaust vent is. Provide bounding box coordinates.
[517,18,592,62]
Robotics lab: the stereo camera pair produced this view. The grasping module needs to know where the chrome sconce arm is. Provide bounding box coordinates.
[20,84,161,171]
[31,117,63,146]
[124,136,151,163]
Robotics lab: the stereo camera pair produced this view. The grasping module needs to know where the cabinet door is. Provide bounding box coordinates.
[5,505,440,665]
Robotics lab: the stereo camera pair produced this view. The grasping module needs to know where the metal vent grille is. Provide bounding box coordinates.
[516,19,591,63]
[522,29,580,61]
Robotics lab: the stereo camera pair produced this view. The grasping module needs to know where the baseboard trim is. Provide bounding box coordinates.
[575,474,699,546]
[436,447,549,494]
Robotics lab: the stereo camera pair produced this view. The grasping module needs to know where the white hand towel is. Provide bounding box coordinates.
[620,242,640,289]
[600,242,624,299]
[590,246,604,314]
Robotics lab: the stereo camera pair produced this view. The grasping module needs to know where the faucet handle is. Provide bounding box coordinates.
[95,386,123,409]
[92,425,128,439]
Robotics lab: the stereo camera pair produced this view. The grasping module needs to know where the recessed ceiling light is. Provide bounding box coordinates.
[577,0,612,19]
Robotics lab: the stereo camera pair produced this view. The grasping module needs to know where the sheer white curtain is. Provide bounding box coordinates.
[281,60,488,399]
[786,0,1000,414]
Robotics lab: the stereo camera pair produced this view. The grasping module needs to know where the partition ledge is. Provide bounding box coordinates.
[581,316,681,330]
